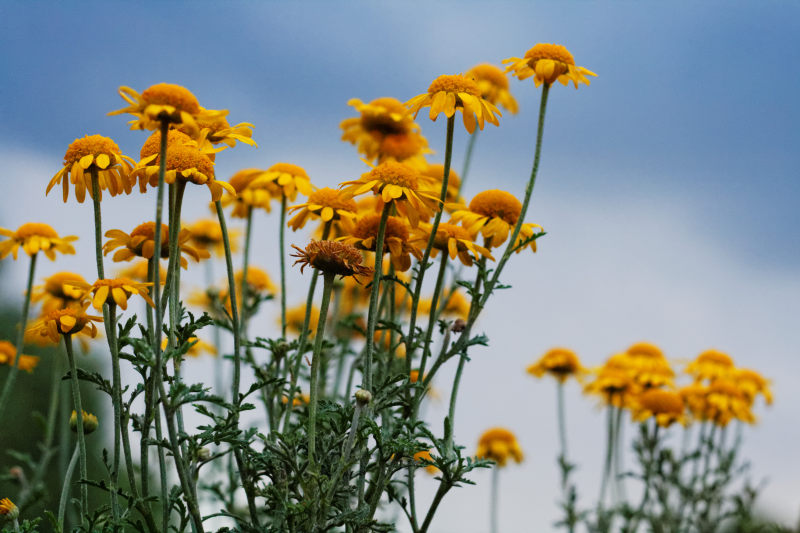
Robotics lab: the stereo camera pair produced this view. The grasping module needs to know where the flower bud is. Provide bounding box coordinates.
[70,410,99,434]
[355,389,372,406]
[0,498,19,521]
[451,319,466,333]
[197,447,211,462]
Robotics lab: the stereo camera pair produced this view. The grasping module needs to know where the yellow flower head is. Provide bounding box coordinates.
[584,362,638,408]
[476,427,523,467]
[104,222,210,269]
[180,113,257,150]
[418,288,471,321]
[32,271,87,313]
[449,190,543,251]
[406,74,501,134]
[288,188,358,232]
[340,161,439,228]
[26,304,102,345]
[281,393,310,407]
[412,222,494,267]
[69,277,155,311]
[504,43,597,88]
[220,168,279,217]
[632,388,687,427]
[413,450,439,474]
[339,214,422,272]
[70,410,99,434]
[47,135,137,203]
[527,347,587,383]
[0,498,19,520]
[624,342,675,388]
[341,97,430,164]
[161,336,216,357]
[291,240,373,279]
[735,368,773,405]
[251,163,313,202]
[110,83,227,137]
[420,164,463,207]
[286,303,319,337]
[0,223,77,261]
[466,63,519,114]
[686,349,735,382]
[186,218,240,257]
[705,379,756,426]
[0,340,39,373]
[237,266,278,295]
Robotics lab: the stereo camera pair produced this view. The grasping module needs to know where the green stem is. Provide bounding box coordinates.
[443,351,467,459]
[363,204,392,393]
[459,129,479,194]
[630,423,659,532]
[490,467,500,533]
[416,254,449,383]
[308,272,335,471]
[57,443,79,531]
[0,252,37,420]
[613,405,626,502]
[279,193,288,337]
[557,381,568,462]
[598,405,615,508]
[64,334,88,525]
[240,207,254,334]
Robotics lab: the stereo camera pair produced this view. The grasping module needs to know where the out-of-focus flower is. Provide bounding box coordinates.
[339,214,422,272]
[70,410,99,434]
[413,450,439,474]
[420,164,463,207]
[527,347,587,383]
[584,362,638,408]
[186,219,240,257]
[466,63,519,114]
[476,428,523,467]
[251,163,313,202]
[162,336,216,357]
[104,222,209,269]
[281,393,310,407]
[705,379,755,426]
[288,188,358,231]
[26,304,102,344]
[0,340,39,372]
[116,260,166,283]
[686,349,736,382]
[180,114,256,150]
[32,272,87,313]
[47,135,136,203]
[0,498,19,520]
[632,388,687,427]
[449,190,542,251]
[623,342,675,389]
[220,168,278,217]
[0,223,77,261]
[735,368,773,405]
[418,288,472,321]
[286,304,319,337]
[292,240,373,279]
[406,74,501,134]
[504,43,596,88]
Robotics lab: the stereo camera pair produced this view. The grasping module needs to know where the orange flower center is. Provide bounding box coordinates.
[639,389,684,415]
[524,43,575,66]
[45,309,89,335]
[140,83,201,114]
[165,144,215,177]
[44,272,85,298]
[15,223,59,240]
[627,342,665,360]
[428,74,480,96]
[353,214,409,243]
[360,97,411,135]
[468,190,522,225]
[140,130,195,159]
[308,188,357,212]
[367,161,419,189]
[63,135,121,166]
[468,64,509,90]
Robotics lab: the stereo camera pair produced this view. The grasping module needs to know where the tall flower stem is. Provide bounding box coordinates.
[307,272,335,471]
[415,254,448,382]
[0,252,37,420]
[64,334,88,525]
[363,203,392,393]
[405,115,455,380]
[629,423,659,532]
[282,221,332,432]
[598,405,615,507]
[613,405,627,501]
[459,129,479,194]
[215,200,261,526]
[57,442,80,531]
[443,352,467,459]
[557,381,569,462]
[279,193,288,338]
[490,467,500,533]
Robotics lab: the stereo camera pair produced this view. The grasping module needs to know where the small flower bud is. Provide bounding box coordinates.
[355,389,372,406]
[70,410,99,434]
[451,319,466,333]
[197,447,211,462]
[0,498,19,521]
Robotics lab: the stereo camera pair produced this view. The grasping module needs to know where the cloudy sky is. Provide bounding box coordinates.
[1,2,799,531]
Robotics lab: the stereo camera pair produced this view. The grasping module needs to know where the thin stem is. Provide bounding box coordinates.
[459,129,479,194]
[556,381,568,462]
[362,204,392,393]
[490,467,500,533]
[279,193,288,337]
[57,443,80,531]
[0,252,37,420]
[308,272,335,471]
[613,405,627,502]
[598,405,615,508]
[64,335,88,525]
[416,254,448,382]
[443,352,467,459]
[630,423,659,533]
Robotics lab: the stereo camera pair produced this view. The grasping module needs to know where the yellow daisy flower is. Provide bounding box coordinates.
[632,388,687,427]
[466,63,519,114]
[406,74,501,134]
[32,271,87,313]
[411,222,494,267]
[735,368,773,405]
[624,342,675,389]
[418,288,471,321]
[339,214,422,272]
[68,277,155,311]
[47,135,136,203]
[448,190,543,251]
[584,362,639,409]
[251,162,313,202]
[237,266,278,295]
[286,303,319,337]
[0,340,39,373]
[281,393,310,407]
[287,188,358,231]
[180,113,256,150]
[420,164,463,207]
[680,383,709,422]
[685,349,735,382]
[0,498,19,520]
[527,347,588,383]
[103,222,209,269]
[476,428,524,467]
[0,223,77,261]
[291,240,373,279]
[26,304,102,345]
[186,218,240,257]
[109,83,227,137]
[220,168,278,217]
[504,43,597,88]
[705,379,755,426]
[339,160,439,228]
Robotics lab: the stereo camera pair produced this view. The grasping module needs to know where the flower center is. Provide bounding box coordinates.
[468,64,509,90]
[360,97,411,135]
[627,342,665,360]
[63,135,121,166]
[130,222,170,252]
[353,214,409,243]
[165,144,215,177]
[15,223,59,239]
[524,43,575,65]
[140,83,201,114]
[308,188,357,212]
[428,74,480,96]
[468,190,522,225]
[140,130,195,159]
[639,389,684,415]
[44,272,85,298]
[367,161,419,189]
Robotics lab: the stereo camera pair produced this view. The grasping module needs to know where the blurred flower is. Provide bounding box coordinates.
[70,410,99,434]
[292,240,373,279]
[449,190,542,251]
[466,63,519,114]
[527,347,587,383]
[413,450,439,474]
[0,498,19,520]
[162,336,216,357]
[0,223,77,261]
[281,393,310,407]
[584,363,638,408]
[221,168,278,217]
[286,303,319,337]
[476,428,523,467]
[632,388,687,427]
[735,368,773,405]
[412,222,494,266]
[406,74,501,134]
[0,340,39,373]
[181,114,256,150]
[104,222,209,269]
[32,272,87,313]
[47,135,136,203]
[26,304,102,344]
[339,214,422,272]
[420,164,463,207]
[251,163,313,202]
[236,266,278,295]
[186,218,240,257]
[288,188,358,231]
[685,349,735,382]
[624,342,675,388]
[705,379,755,426]
[69,277,154,311]
[504,43,596,88]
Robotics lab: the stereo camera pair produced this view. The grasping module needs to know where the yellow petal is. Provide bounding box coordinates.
[96,154,110,169]
[79,155,94,169]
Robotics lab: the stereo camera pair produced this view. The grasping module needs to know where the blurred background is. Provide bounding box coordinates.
[1,1,798,531]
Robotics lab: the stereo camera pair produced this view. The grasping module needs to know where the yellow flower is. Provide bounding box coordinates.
[0,340,39,373]
[340,97,430,164]
[237,266,278,295]
[70,410,99,434]
[705,379,755,426]
[161,336,216,357]
[584,361,638,408]
[420,164,463,207]
[288,188,358,231]
[466,63,519,114]
[69,278,155,311]
[220,168,279,217]
[624,342,675,389]
[735,368,773,405]
[286,303,319,337]
[680,383,709,422]
[180,113,256,150]
[32,271,87,313]
[339,214,422,272]
[109,83,227,137]
[406,74,501,134]
[418,288,471,321]
[281,393,310,407]
[448,190,543,251]
[251,162,313,202]
[527,347,587,383]
[411,222,494,266]
[632,388,687,427]
[504,43,597,88]
[116,259,166,283]
[413,450,439,474]
[47,135,136,203]
[685,349,735,382]
[291,240,373,279]
[340,160,439,228]
[0,223,77,261]
[103,222,210,269]
[0,498,19,520]
[186,218,240,257]
[476,428,523,467]
[26,304,102,345]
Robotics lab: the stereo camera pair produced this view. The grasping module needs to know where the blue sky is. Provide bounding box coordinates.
[1,2,799,531]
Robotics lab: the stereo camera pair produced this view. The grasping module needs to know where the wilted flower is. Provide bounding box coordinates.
[291,240,373,279]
